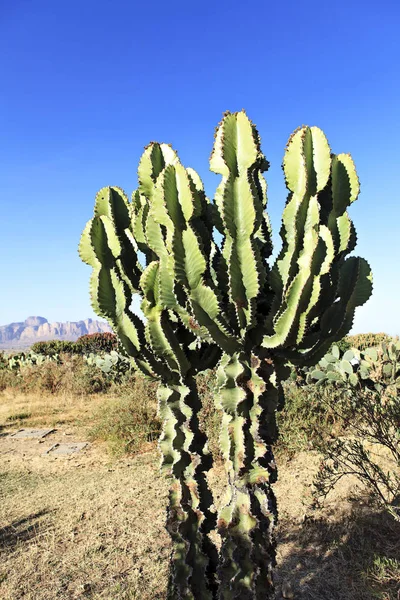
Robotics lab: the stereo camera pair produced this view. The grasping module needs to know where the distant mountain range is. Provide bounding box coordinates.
[0,316,112,351]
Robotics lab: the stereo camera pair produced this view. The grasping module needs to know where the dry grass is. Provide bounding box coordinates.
[0,389,170,599]
[274,452,400,599]
[0,455,170,599]
[0,389,399,599]
[0,388,108,438]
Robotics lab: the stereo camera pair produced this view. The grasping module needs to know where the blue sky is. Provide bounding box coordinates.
[1,0,399,334]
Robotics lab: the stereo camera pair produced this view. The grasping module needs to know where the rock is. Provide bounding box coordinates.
[282,581,295,599]
[0,316,112,350]
[80,582,92,594]
[24,316,48,327]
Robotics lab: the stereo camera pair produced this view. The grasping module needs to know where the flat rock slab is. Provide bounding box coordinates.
[45,442,88,456]
[10,428,55,439]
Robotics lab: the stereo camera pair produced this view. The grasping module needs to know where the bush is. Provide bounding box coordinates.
[197,371,223,463]
[1,354,110,395]
[76,332,118,354]
[308,341,400,521]
[0,351,8,370]
[277,379,342,456]
[340,332,394,352]
[31,333,119,357]
[85,350,132,384]
[31,340,80,356]
[90,372,160,455]
[0,368,18,391]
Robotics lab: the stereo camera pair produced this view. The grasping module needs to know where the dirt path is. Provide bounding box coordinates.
[0,425,170,600]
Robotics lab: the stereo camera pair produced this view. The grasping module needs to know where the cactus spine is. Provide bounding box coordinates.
[79,111,372,598]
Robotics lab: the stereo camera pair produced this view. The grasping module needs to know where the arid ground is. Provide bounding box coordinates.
[1,390,399,599]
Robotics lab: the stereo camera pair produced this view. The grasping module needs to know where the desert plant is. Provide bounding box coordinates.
[76,332,118,353]
[79,111,372,599]
[90,372,160,455]
[344,332,394,351]
[84,349,131,382]
[309,341,400,521]
[1,354,109,395]
[0,351,8,370]
[276,378,341,455]
[7,350,60,370]
[31,340,79,356]
[332,332,394,353]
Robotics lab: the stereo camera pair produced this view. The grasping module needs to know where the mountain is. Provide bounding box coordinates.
[0,316,112,351]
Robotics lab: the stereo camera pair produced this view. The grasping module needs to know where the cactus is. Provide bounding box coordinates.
[8,351,60,370]
[306,340,400,521]
[79,111,372,599]
[84,350,131,382]
[308,339,400,391]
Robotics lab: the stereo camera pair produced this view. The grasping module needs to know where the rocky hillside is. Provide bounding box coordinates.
[0,316,112,351]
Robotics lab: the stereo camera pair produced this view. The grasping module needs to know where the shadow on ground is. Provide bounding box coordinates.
[0,509,52,554]
[0,425,10,438]
[275,497,400,600]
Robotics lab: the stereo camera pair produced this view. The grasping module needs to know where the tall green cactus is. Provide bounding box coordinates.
[79,111,372,599]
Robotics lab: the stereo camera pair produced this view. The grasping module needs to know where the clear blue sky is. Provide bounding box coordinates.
[1,0,399,334]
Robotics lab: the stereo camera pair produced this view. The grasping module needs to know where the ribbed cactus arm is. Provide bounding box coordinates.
[210,111,272,336]
[323,152,359,254]
[298,150,363,344]
[79,209,161,378]
[262,127,332,349]
[150,160,241,354]
[80,186,143,293]
[262,127,372,352]
[131,142,180,265]
[292,255,373,366]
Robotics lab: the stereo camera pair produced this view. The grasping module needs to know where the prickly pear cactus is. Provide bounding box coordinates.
[79,111,372,599]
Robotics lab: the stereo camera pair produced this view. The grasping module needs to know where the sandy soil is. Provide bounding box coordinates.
[0,392,398,599]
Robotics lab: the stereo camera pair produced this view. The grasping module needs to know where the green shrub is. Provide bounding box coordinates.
[0,351,8,370]
[31,334,118,357]
[343,332,394,351]
[31,340,80,356]
[85,350,131,383]
[76,332,117,354]
[0,368,18,391]
[307,341,400,520]
[90,372,160,455]
[277,380,342,456]
[196,371,223,464]
[2,355,110,395]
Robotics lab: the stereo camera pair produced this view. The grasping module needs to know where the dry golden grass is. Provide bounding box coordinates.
[0,389,399,599]
[0,388,107,435]
[0,456,170,599]
[0,390,170,599]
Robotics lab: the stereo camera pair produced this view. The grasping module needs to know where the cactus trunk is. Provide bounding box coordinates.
[216,353,281,598]
[158,376,218,598]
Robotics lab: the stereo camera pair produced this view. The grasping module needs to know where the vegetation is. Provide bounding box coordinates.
[31,340,80,356]
[0,340,398,599]
[338,332,394,352]
[89,373,160,455]
[76,332,118,354]
[0,354,109,395]
[306,341,400,521]
[30,332,118,356]
[79,111,372,599]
